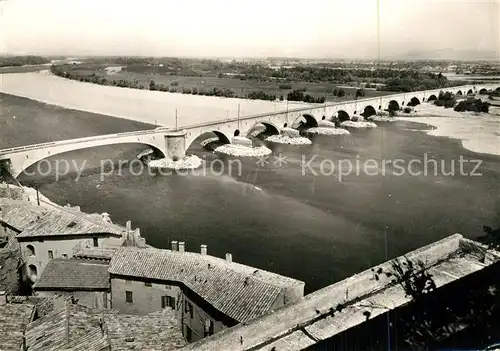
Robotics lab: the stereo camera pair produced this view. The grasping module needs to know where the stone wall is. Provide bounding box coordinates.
[0,247,22,295]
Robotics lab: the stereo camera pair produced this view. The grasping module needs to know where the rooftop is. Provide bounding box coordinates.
[34,258,110,290]
[179,234,500,351]
[25,303,106,351]
[0,300,35,350]
[106,308,186,350]
[0,198,126,238]
[24,303,185,351]
[73,236,126,261]
[109,247,304,323]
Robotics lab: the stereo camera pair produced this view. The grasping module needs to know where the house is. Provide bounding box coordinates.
[24,302,186,350]
[33,258,111,309]
[0,198,133,283]
[178,234,500,351]
[108,242,305,343]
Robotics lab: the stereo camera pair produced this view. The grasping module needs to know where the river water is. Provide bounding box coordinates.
[1,76,500,293]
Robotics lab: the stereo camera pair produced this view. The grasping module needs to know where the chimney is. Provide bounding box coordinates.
[178,242,185,253]
[0,291,6,305]
[125,221,132,244]
[200,245,207,255]
[171,241,178,251]
[225,253,232,263]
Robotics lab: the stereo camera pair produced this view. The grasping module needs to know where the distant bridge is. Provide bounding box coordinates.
[1,83,498,177]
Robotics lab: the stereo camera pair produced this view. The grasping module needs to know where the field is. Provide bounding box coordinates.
[68,66,396,102]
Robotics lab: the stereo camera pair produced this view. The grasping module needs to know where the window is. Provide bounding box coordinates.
[125,291,133,303]
[184,301,193,319]
[204,319,214,337]
[28,264,38,277]
[145,281,152,287]
[93,237,99,247]
[48,250,53,259]
[26,245,35,256]
[161,296,175,309]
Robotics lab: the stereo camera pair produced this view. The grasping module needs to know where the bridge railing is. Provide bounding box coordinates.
[179,84,483,130]
[0,128,171,155]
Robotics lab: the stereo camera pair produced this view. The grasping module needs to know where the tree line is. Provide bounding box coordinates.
[50,65,329,103]
[430,91,490,113]
[0,55,50,67]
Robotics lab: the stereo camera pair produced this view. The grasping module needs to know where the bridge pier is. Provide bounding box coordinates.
[165,130,188,161]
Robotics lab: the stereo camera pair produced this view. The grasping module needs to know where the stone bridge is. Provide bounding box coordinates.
[1,83,498,177]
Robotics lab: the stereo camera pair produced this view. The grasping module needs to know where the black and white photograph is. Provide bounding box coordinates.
[0,0,499,350]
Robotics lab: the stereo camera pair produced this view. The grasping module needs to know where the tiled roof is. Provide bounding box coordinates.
[74,247,117,260]
[25,304,105,351]
[106,309,186,350]
[0,198,46,232]
[179,234,500,351]
[0,302,35,350]
[0,198,126,238]
[25,303,185,351]
[109,247,304,323]
[34,258,110,290]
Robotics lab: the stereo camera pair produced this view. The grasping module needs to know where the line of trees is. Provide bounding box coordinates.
[50,65,328,103]
[0,55,50,67]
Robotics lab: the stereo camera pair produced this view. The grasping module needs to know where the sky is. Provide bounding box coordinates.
[0,0,499,59]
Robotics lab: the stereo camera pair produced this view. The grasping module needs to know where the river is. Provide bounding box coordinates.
[1,75,500,293]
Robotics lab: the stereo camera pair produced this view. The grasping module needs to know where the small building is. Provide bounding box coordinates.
[0,199,128,283]
[108,243,305,343]
[178,234,500,351]
[33,258,111,309]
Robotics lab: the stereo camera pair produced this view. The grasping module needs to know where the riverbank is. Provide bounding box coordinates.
[396,102,500,156]
[0,71,311,127]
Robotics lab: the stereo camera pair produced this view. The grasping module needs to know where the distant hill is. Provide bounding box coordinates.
[405,48,498,61]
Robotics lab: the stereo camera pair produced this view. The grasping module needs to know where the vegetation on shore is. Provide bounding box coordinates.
[51,64,365,103]
[428,91,490,113]
[0,55,51,67]
[48,56,477,104]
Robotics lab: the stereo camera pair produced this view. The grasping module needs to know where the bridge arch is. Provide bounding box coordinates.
[337,110,350,122]
[8,140,167,179]
[292,114,318,129]
[427,94,438,101]
[388,100,400,112]
[408,97,421,106]
[479,88,488,95]
[467,89,473,95]
[247,121,280,138]
[188,131,231,151]
[456,90,463,96]
[362,105,377,118]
